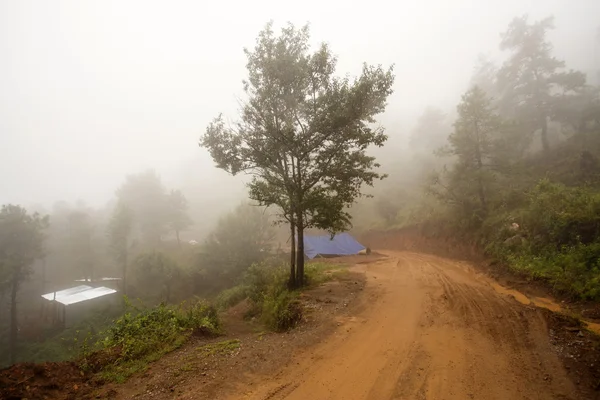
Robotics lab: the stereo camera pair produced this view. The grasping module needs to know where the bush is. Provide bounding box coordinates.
[82,299,220,381]
[523,180,600,248]
[241,262,303,332]
[243,262,288,305]
[261,291,303,332]
[479,180,600,300]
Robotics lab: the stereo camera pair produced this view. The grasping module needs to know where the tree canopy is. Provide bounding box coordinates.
[498,15,587,151]
[0,205,48,363]
[200,22,394,286]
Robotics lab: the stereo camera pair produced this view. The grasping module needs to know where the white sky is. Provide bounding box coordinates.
[1,0,599,207]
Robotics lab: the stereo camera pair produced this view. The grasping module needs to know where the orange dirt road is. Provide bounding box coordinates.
[228,252,579,400]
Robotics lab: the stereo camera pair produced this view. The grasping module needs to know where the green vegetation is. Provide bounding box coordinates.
[200,22,394,288]
[305,262,345,286]
[361,15,600,301]
[242,262,302,332]
[81,299,220,383]
[197,339,240,356]
[484,180,600,299]
[244,260,343,331]
[0,205,49,364]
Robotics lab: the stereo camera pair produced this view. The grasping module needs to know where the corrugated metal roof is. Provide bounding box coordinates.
[41,285,117,305]
[74,277,121,282]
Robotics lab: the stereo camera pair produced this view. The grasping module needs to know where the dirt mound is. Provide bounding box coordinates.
[0,361,96,400]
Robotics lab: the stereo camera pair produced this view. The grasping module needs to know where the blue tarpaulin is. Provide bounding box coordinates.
[303,233,366,259]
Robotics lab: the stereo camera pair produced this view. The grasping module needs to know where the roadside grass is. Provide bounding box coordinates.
[305,261,347,286]
[197,339,241,356]
[81,299,221,383]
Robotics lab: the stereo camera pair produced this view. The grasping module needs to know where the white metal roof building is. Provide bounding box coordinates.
[42,285,117,306]
[41,284,118,327]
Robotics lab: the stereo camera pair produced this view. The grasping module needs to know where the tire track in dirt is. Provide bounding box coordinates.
[226,251,581,400]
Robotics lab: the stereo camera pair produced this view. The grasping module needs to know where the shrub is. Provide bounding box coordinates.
[261,291,303,332]
[243,262,288,305]
[304,262,343,286]
[241,261,303,332]
[82,299,220,381]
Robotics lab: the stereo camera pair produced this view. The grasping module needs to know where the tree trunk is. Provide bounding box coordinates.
[289,221,296,288]
[296,216,305,287]
[176,230,181,249]
[9,274,19,365]
[540,114,549,152]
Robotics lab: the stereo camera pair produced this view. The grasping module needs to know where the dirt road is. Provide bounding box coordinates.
[228,252,579,400]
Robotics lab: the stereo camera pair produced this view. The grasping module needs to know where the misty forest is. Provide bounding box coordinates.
[2,1,600,399]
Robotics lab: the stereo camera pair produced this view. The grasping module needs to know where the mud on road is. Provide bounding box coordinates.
[227,252,591,400]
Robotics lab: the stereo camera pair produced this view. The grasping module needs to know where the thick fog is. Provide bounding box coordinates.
[1,0,598,207]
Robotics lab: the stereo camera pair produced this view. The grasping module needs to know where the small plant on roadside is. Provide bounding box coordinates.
[80,298,220,382]
[261,291,303,332]
[241,261,304,331]
[304,262,344,286]
[197,339,241,356]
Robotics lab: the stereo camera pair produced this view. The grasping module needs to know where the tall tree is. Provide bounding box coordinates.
[201,22,394,287]
[0,205,48,364]
[116,170,168,246]
[432,86,502,221]
[167,190,192,248]
[498,15,586,152]
[107,202,133,296]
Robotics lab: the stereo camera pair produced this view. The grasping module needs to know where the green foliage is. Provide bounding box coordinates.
[10,308,119,367]
[197,339,240,356]
[84,300,220,382]
[429,86,505,228]
[498,15,587,151]
[200,22,394,287]
[481,180,600,300]
[243,262,289,306]
[522,180,600,249]
[261,290,302,332]
[0,205,49,288]
[241,261,302,331]
[0,204,49,363]
[304,262,344,286]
